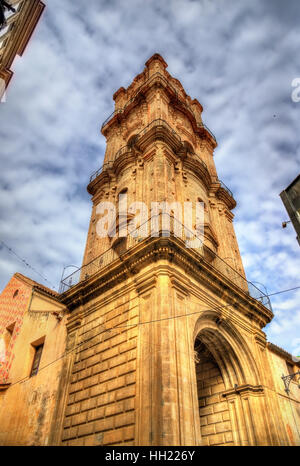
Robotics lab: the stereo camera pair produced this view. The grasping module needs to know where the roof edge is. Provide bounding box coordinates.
[13,273,59,299]
[267,342,300,366]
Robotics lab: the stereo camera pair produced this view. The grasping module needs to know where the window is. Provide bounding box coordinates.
[30,344,44,377]
[183,141,194,154]
[197,197,208,212]
[4,322,15,351]
[287,362,294,376]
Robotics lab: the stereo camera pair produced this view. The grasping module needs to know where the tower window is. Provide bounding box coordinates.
[30,343,44,377]
[197,197,207,212]
[119,187,128,196]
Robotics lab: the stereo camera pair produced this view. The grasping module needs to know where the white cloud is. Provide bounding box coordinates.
[0,0,299,353]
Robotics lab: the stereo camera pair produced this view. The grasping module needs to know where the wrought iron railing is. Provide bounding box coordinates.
[218,180,234,198]
[89,162,112,183]
[90,118,209,183]
[190,151,208,171]
[101,72,216,144]
[101,73,178,130]
[199,123,217,143]
[59,213,272,312]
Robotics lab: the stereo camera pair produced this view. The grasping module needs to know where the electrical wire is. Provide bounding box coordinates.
[0,301,235,389]
[265,286,300,298]
[0,239,57,290]
[2,284,300,390]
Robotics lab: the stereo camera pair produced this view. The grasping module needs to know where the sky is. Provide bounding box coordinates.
[0,0,299,355]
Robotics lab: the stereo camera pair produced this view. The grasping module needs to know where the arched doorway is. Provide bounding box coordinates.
[194,337,234,446]
[193,315,266,446]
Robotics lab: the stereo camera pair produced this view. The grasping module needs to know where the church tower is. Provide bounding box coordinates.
[55,55,298,446]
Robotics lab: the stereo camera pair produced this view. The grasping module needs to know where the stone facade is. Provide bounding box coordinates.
[0,54,299,445]
[0,274,66,445]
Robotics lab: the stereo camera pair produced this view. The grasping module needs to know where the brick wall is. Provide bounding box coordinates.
[0,276,31,383]
[195,342,234,446]
[61,299,138,446]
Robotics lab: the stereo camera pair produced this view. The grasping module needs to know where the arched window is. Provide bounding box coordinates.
[112,188,132,248]
[183,141,194,154]
[127,135,138,148]
[118,188,128,217]
[119,187,128,196]
[197,197,208,212]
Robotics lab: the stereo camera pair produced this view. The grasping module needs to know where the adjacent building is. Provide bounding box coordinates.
[0,273,67,445]
[0,54,299,446]
[0,0,45,99]
[280,174,300,246]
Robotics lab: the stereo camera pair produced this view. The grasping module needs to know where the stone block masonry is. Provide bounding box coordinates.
[61,300,138,446]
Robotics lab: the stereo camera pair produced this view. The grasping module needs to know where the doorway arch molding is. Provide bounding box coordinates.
[192,311,271,445]
[193,311,260,391]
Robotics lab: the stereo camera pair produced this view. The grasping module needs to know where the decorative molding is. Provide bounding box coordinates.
[255,331,267,350]
[135,275,157,296]
[0,383,11,391]
[222,384,264,397]
[170,276,190,297]
[60,234,273,329]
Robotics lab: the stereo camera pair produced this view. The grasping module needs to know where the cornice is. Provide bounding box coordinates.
[254,331,268,350]
[0,383,11,391]
[88,170,111,196]
[222,384,264,397]
[89,120,214,196]
[60,235,273,328]
[101,71,217,149]
[216,186,236,210]
[13,272,58,299]
[182,158,212,191]
[169,275,191,297]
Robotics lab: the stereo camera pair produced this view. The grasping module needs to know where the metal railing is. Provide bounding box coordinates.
[218,180,234,198]
[101,72,216,144]
[190,151,208,171]
[59,213,272,312]
[134,117,182,144]
[101,72,178,130]
[90,118,209,183]
[199,123,217,143]
[89,162,112,183]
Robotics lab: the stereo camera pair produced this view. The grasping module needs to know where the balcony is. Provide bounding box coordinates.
[218,179,234,198]
[101,72,217,145]
[101,72,178,131]
[59,213,272,313]
[90,118,209,184]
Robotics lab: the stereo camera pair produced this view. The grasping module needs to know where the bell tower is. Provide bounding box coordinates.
[82,53,245,280]
[58,55,283,447]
